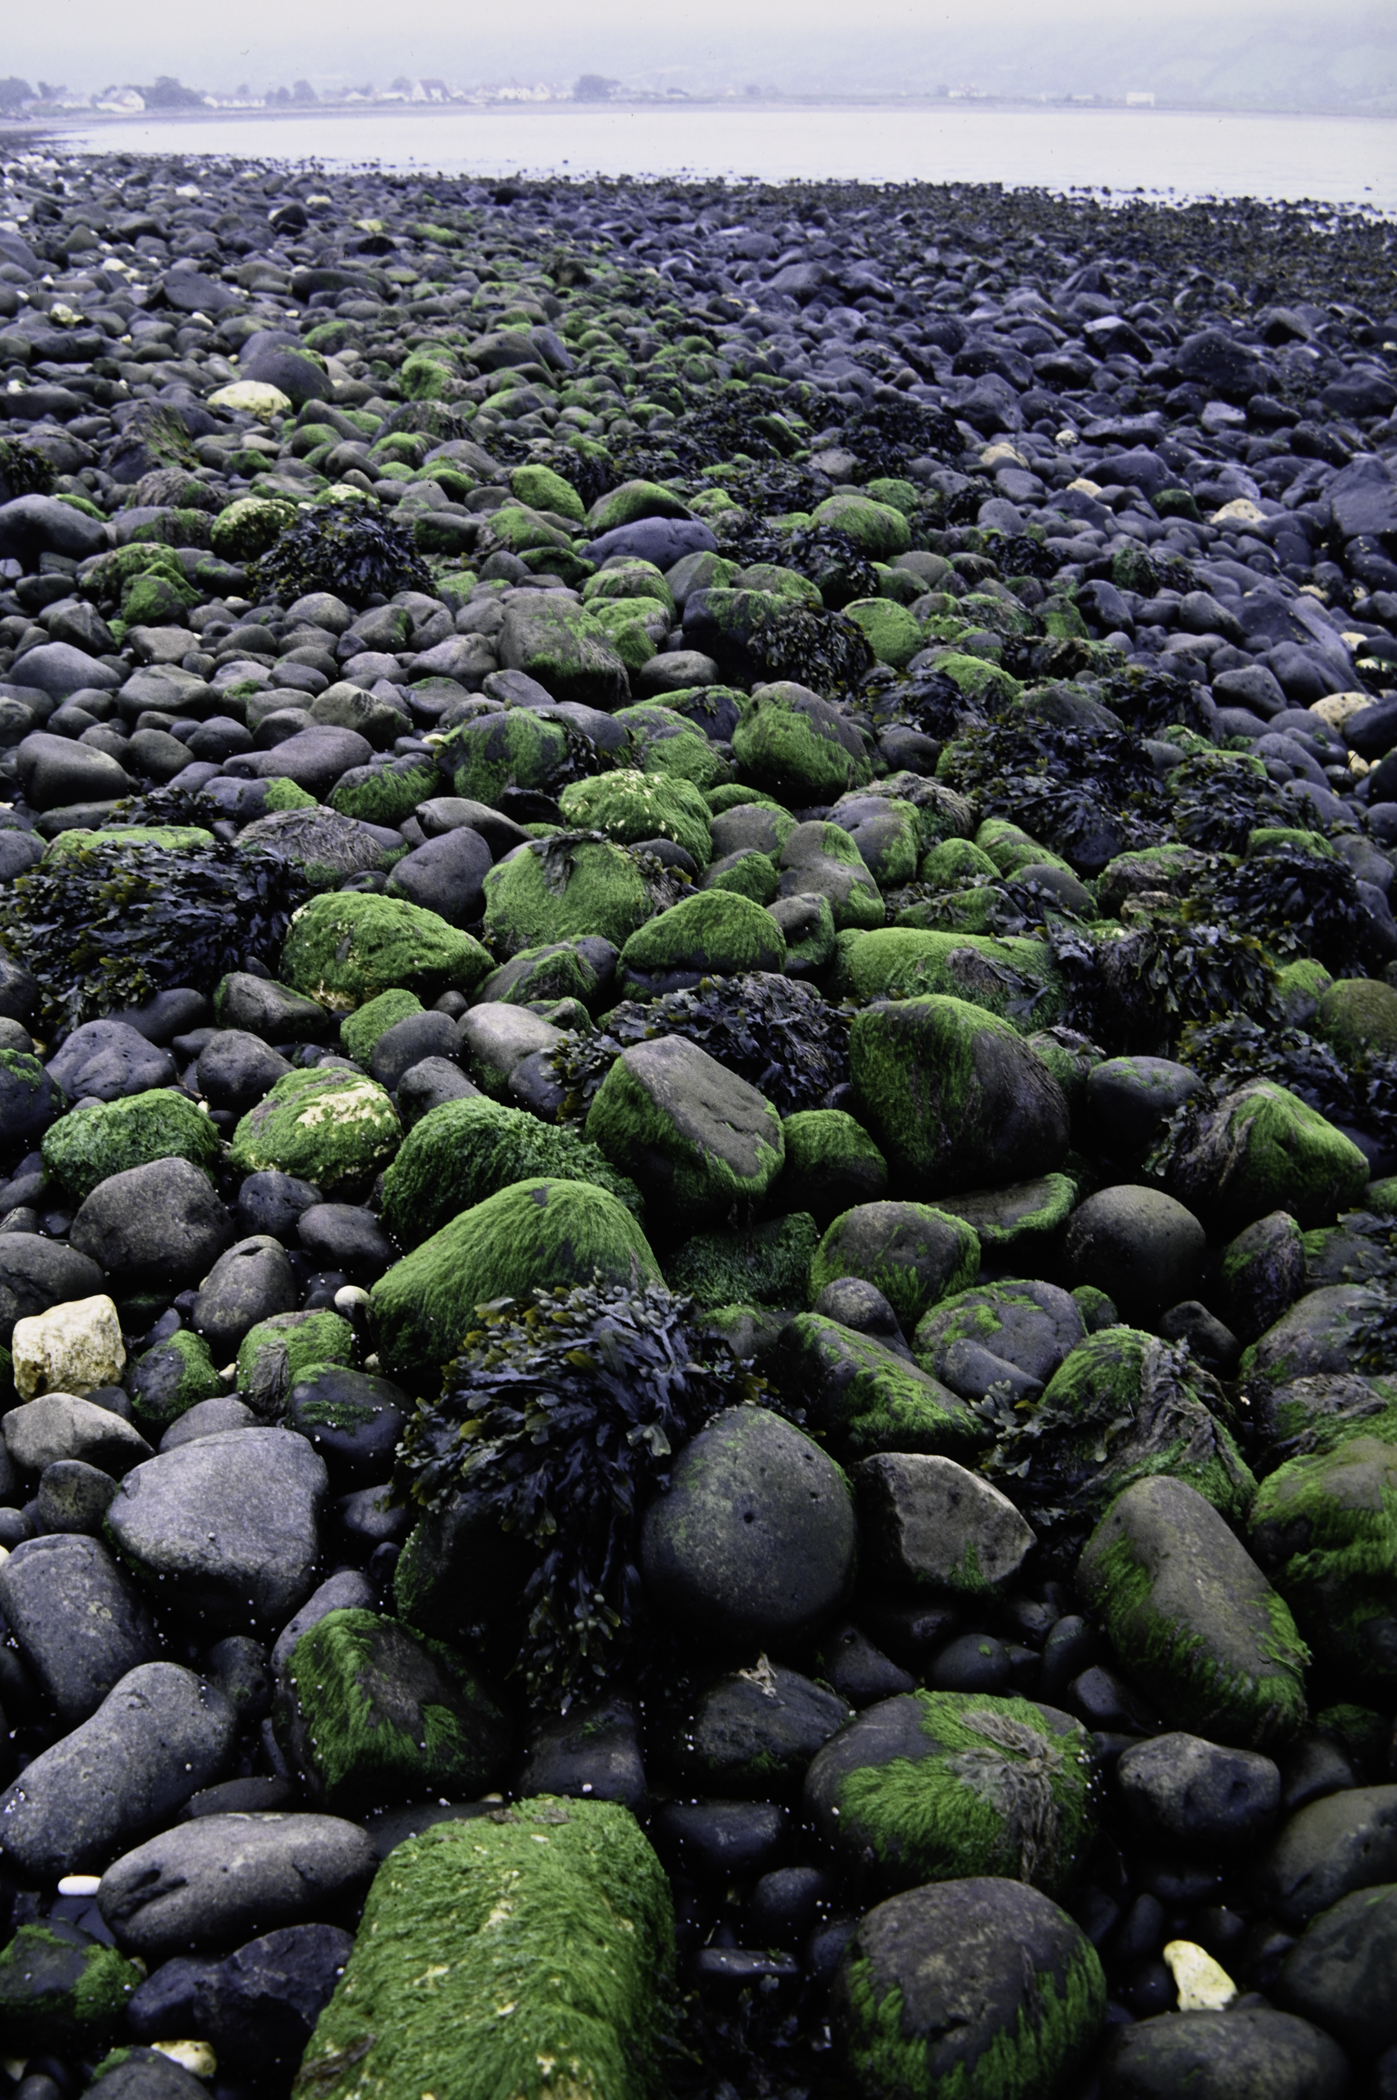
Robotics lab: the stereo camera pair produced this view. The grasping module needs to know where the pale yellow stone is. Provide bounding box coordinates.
[152,2042,217,2077]
[207,379,292,419]
[1163,1938,1237,2012]
[11,1294,125,1400]
[1310,691,1374,729]
[1067,477,1104,496]
[1210,497,1266,526]
[981,441,1028,469]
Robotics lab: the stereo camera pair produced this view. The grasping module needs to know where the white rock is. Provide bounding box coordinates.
[11,1294,126,1400]
[1164,1938,1237,2012]
[207,379,292,418]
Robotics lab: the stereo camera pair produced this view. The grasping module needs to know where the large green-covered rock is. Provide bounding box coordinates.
[371,1179,660,1375]
[229,1067,400,1192]
[279,1607,511,1813]
[618,889,786,998]
[838,927,1068,1024]
[237,1308,354,1413]
[381,1095,641,1248]
[988,1327,1256,1540]
[497,595,630,708]
[331,752,440,828]
[281,892,492,1011]
[1316,975,1397,1059]
[1240,1282,1385,1387]
[666,1212,819,1309]
[482,835,657,955]
[613,702,728,790]
[811,491,912,559]
[774,1109,888,1228]
[777,1313,987,1461]
[295,1799,674,2100]
[436,709,570,803]
[41,1089,219,1204]
[1249,1437,1397,1692]
[777,820,885,930]
[558,768,711,868]
[851,994,1070,1198]
[338,987,423,1067]
[809,1202,980,1332]
[834,1878,1105,2100]
[1077,1474,1308,1751]
[804,1689,1096,1900]
[734,689,873,803]
[1172,1082,1370,1233]
[585,1035,784,1225]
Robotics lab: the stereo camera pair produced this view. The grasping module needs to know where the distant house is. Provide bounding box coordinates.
[95,87,145,112]
[1126,91,1156,107]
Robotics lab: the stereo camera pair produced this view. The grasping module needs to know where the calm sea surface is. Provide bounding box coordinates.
[50,104,1397,212]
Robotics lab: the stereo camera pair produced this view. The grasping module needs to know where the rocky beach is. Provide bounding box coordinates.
[0,143,1395,2099]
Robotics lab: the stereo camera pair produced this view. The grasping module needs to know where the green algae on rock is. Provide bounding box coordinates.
[279,1606,512,1814]
[833,1877,1106,2100]
[1172,1081,1371,1234]
[293,1799,673,2100]
[1249,1436,1397,1692]
[558,768,712,869]
[236,1308,355,1415]
[41,1089,220,1204]
[778,1313,988,1462]
[229,1066,401,1192]
[809,1201,980,1332]
[585,1034,784,1225]
[666,1211,819,1308]
[0,1923,143,2052]
[1077,1473,1308,1751]
[381,1094,642,1248]
[618,888,787,997]
[775,1109,889,1228]
[483,834,659,956]
[280,891,491,1011]
[804,1688,1096,1900]
[128,1326,222,1428]
[371,1178,660,1376]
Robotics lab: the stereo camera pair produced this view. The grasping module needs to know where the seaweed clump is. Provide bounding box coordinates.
[549,972,851,1121]
[249,499,431,608]
[942,706,1168,872]
[1176,1014,1397,1159]
[394,1278,764,1706]
[5,836,308,1035]
[0,439,57,503]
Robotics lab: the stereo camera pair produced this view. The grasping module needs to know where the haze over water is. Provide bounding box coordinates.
[50,104,1397,210]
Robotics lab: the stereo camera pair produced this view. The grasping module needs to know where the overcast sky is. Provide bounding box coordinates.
[8,0,1391,95]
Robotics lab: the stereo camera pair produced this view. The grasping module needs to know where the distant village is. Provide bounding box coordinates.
[0,72,1164,119]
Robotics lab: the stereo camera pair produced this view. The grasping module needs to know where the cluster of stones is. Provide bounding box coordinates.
[0,146,1394,2100]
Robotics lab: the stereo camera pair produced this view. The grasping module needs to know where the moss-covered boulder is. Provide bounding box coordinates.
[585,1035,784,1225]
[128,1327,222,1428]
[618,889,786,998]
[475,937,618,1012]
[557,768,712,869]
[811,492,912,560]
[41,1089,219,1204]
[931,1174,1077,1257]
[851,994,1071,1199]
[210,494,297,563]
[513,460,586,521]
[1172,1082,1370,1234]
[436,709,570,804]
[666,1212,818,1308]
[1316,976,1397,1059]
[294,1800,673,2100]
[371,1178,660,1375]
[843,597,924,669]
[990,1327,1256,1540]
[0,1048,65,1159]
[237,1308,354,1414]
[1249,1437,1397,1691]
[830,793,923,889]
[381,1095,641,1248]
[279,1607,511,1814]
[281,892,492,1011]
[338,987,423,1066]
[1077,1474,1308,1751]
[734,689,873,803]
[482,835,657,956]
[810,1202,980,1332]
[330,752,441,829]
[912,1278,1085,1404]
[833,1878,1105,2100]
[838,927,1068,1024]
[777,1313,988,1461]
[0,1923,143,2051]
[805,1689,1096,1900]
[774,1109,889,1228]
[229,1066,400,1192]
[1241,1282,1385,1387]
[497,594,630,709]
[777,820,885,930]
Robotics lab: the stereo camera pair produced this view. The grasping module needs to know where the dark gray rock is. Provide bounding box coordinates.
[35,1456,119,1536]
[1222,1211,1307,1344]
[0,1532,158,1722]
[1257,1786,1397,1929]
[395,1054,480,1126]
[233,1168,323,1240]
[3,1392,151,1476]
[84,2047,211,2100]
[652,1798,790,1883]
[286,1365,407,1486]
[1278,1881,1397,2058]
[192,1233,298,1358]
[0,1047,64,1158]
[386,826,492,926]
[271,1568,377,1675]
[1063,1185,1206,1323]
[672,1662,851,1796]
[106,1427,327,1635]
[640,1406,855,1649]
[126,1922,355,2080]
[71,1156,234,1285]
[1085,1056,1205,1160]
[1100,2009,1348,2100]
[0,1226,104,1342]
[97,1811,379,1959]
[0,1662,236,1881]
[216,973,334,1042]
[160,1395,257,1449]
[16,725,132,807]
[46,1018,176,1103]
[1116,1732,1281,1851]
[368,1010,462,1092]
[811,1276,910,1356]
[516,1695,647,1813]
[853,1452,1036,1594]
[196,1030,292,1113]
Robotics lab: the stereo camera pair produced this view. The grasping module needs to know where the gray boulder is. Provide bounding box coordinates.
[0,1532,158,1722]
[853,1452,1035,1596]
[71,1156,234,1285]
[1100,2009,1347,2100]
[46,1018,176,1103]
